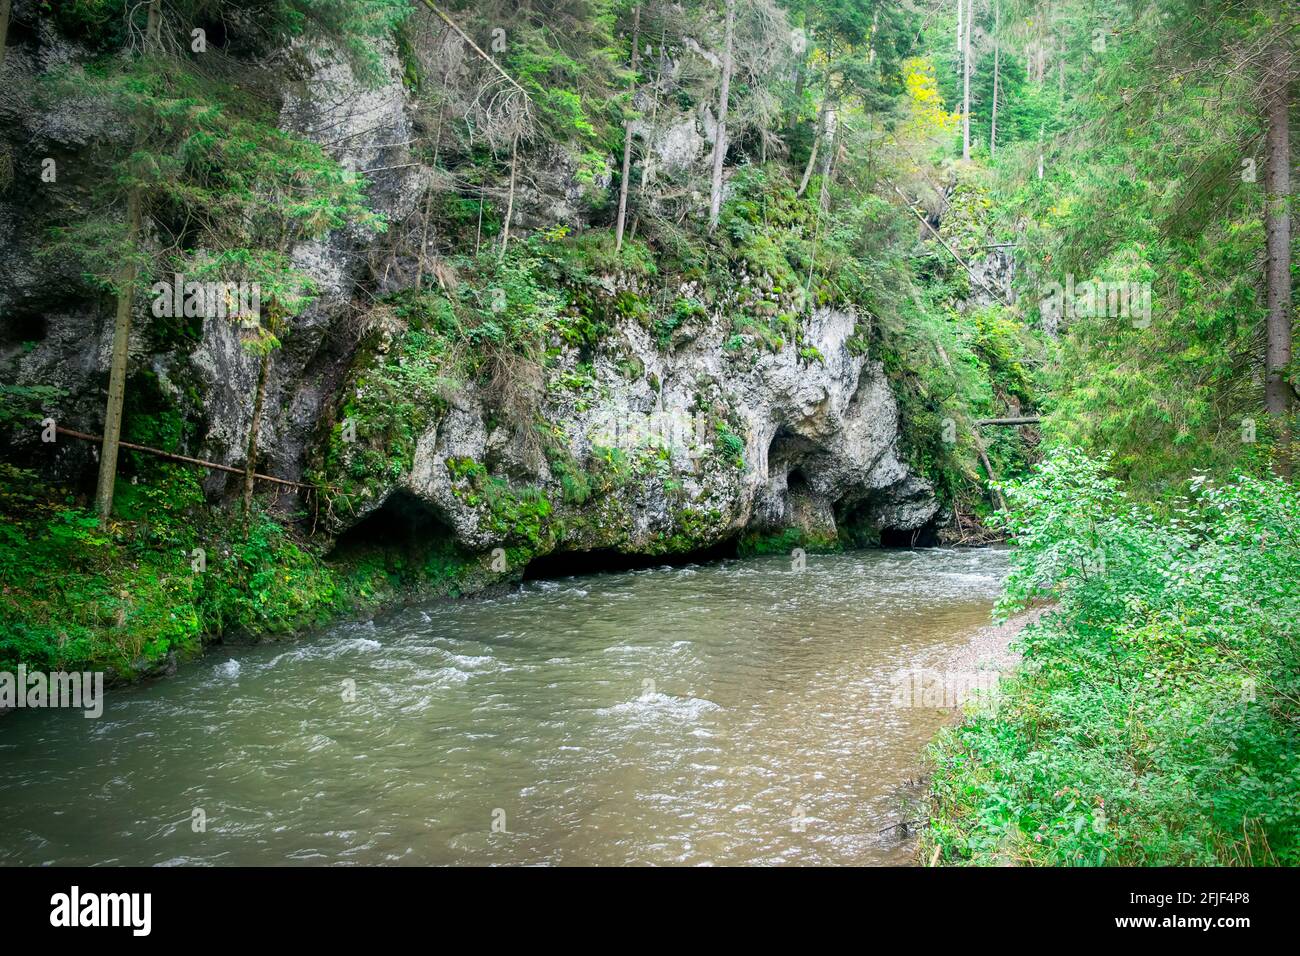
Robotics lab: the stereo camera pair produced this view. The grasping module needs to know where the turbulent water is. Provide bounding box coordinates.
[0,548,1009,866]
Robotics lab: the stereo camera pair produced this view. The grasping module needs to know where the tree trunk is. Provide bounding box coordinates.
[499,131,519,259]
[1264,41,1293,474]
[95,189,142,523]
[796,105,823,197]
[94,0,160,525]
[817,106,836,210]
[990,0,1000,157]
[793,44,807,102]
[961,0,972,160]
[708,0,735,232]
[640,27,667,192]
[242,334,273,518]
[415,70,450,291]
[474,195,483,256]
[976,436,1008,511]
[144,2,161,64]
[1,0,12,69]
[615,5,641,253]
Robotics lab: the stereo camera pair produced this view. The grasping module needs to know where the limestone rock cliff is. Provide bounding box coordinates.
[324,297,939,565]
[0,10,940,576]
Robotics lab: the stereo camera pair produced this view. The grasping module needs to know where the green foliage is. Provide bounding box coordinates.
[311,324,457,512]
[45,0,411,76]
[925,451,1300,865]
[37,42,383,386]
[977,0,1292,493]
[0,384,65,430]
[446,457,554,550]
[712,420,745,469]
[0,464,489,676]
[653,297,707,348]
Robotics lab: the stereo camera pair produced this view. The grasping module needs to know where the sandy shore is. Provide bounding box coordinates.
[877,604,1052,863]
[937,604,1051,689]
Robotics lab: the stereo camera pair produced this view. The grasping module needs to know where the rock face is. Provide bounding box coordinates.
[0,20,421,491]
[1,13,940,571]
[329,295,940,563]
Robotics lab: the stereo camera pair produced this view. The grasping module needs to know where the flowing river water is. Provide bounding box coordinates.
[0,547,1009,866]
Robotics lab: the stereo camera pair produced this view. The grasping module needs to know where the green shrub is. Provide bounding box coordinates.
[924,450,1300,865]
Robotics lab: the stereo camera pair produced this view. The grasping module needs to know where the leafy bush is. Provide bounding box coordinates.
[924,450,1300,865]
[0,466,449,678]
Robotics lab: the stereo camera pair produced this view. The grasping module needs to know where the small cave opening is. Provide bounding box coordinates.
[0,311,48,349]
[786,467,811,498]
[328,491,454,561]
[834,495,941,550]
[523,538,739,581]
[765,427,817,477]
[193,15,231,50]
[879,525,940,548]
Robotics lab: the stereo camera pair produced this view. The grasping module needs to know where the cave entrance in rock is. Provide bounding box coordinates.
[0,310,49,358]
[879,525,939,548]
[833,495,940,550]
[328,490,453,560]
[765,427,817,480]
[522,538,739,580]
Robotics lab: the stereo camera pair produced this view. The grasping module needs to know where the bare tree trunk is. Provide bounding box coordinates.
[817,107,836,210]
[499,131,519,259]
[96,189,142,523]
[798,60,834,199]
[1037,21,1045,82]
[976,436,1007,511]
[242,229,292,517]
[416,189,434,291]
[242,331,273,518]
[474,195,483,256]
[0,0,12,69]
[990,0,1000,157]
[961,0,972,160]
[1264,41,1293,474]
[94,0,160,524]
[615,5,641,253]
[793,43,807,102]
[640,26,667,192]
[796,105,823,197]
[415,70,450,291]
[708,0,735,232]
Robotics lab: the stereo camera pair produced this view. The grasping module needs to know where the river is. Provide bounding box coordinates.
[0,547,1009,866]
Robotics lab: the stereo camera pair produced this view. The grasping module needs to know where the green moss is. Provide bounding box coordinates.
[310,326,456,512]
[736,527,841,556]
[650,507,726,555]
[446,456,555,549]
[652,296,707,349]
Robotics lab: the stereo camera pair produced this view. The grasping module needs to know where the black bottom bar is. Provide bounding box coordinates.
[0,866,1292,942]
